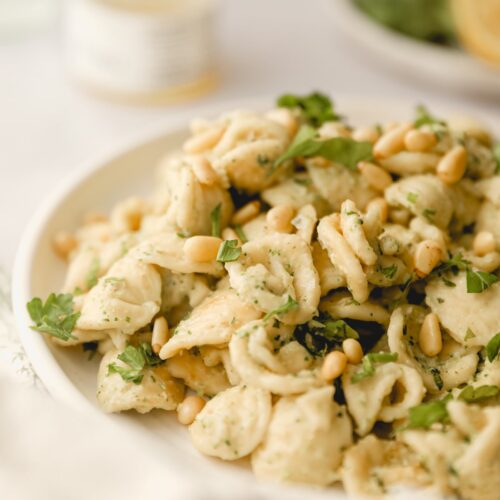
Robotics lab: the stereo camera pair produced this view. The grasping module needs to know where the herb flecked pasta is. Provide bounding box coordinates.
[28,92,500,499]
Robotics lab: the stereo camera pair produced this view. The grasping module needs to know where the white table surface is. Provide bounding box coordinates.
[1,0,498,270]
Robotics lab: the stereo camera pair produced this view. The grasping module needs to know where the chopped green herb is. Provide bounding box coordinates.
[414,104,446,129]
[26,293,80,342]
[263,295,299,321]
[256,154,270,166]
[216,240,242,262]
[276,91,339,127]
[406,395,451,429]
[422,208,436,222]
[493,143,500,175]
[486,333,500,362]
[293,177,312,186]
[431,368,443,390]
[406,192,418,204]
[274,124,373,170]
[176,231,189,238]
[466,269,498,293]
[233,224,248,243]
[380,264,398,280]
[210,203,222,238]
[86,257,100,289]
[458,385,499,402]
[351,352,398,384]
[104,277,125,286]
[464,328,476,341]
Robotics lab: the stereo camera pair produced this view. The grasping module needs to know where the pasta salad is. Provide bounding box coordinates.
[28,93,500,498]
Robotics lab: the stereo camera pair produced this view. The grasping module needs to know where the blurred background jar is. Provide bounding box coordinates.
[63,0,219,105]
[0,0,59,39]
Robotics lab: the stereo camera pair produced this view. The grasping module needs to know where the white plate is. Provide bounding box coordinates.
[326,0,500,97]
[11,95,498,499]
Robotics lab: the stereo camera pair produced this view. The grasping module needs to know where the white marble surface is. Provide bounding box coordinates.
[0,0,498,270]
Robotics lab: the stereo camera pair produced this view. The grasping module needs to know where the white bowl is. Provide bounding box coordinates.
[11,95,499,499]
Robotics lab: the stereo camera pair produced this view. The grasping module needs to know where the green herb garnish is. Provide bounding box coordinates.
[466,269,499,293]
[216,240,242,262]
[380,264,398,280]
[351,352,398,384]
[107,342,164,385]
[274,124,373,170]
[234,224,248,243]
[263,295,299,321]
[406,395,451,429]
[422,208,436,222]
[406,192,418,204]
[276,92,339,127]
[414,104,446,129]
[210,203,222,238]
[493,143,500,175]
[26,293,80,341]
[86,257,100,289]
[464,328,476,341]
[486,333,500,362]
[458,385,499,402]
[431,367,443,390]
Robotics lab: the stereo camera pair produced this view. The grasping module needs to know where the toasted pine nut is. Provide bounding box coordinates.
[414,240,442,277]
[184,236,222,263]
[352,126,380,144]
[342,339,363,364]
[473,231,496,257]
[419,313,442,357]
[83,211,108,225]
[367,198,388,223]
[191,156,218,185]
[231,201,261,226]
[319,121,351,139]
[266,204,295,233]
[53,231,77,259]
[389,207,411,226]
[404,129,437,152]
[374,123,412,159]
[265,108,298,136]
[358,161,393,191]
[152,316,169,354]
[436,145,467,184]
[183,126,224,154]
[321,351,348,381]
[177,396,206,425]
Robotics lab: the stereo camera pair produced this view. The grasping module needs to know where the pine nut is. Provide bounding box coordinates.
[184,236,222,263]
[177,396,206,425]
[404,129,437,152]
[367,198,388,223]
[419,313,442,357]
[342,339,363,364]
[319,121,351,139]
[231,201,261,225]
[414,240,442,277]
[191,156,218,185]
[352,126,380,144]
[358,161,393,191]
[389,207,411,226]
[152,316,169,354]
[373,123,412,159]
[265,108,298,136]
[321,351,348,381]
[266,204,295,233]
[53,231,77,259]
[436,145,467,184]
[183,126,224,154]
[473,231,496,256]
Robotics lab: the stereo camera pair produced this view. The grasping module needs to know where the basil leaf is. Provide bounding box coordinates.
[458,385,499,402]
[277,92,339,127]
[486,333,500,362]
[27,293,80,341]
[263,295,298,321]
[274,125,372,170]
[351,352,398,384]
[216,240,242,263]
[466,269,498,293]
[406,396,451,429]
[210,203,222,238]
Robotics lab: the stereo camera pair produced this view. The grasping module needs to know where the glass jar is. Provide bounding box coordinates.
[63,0,218,104]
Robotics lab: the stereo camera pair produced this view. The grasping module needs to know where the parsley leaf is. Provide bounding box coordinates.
[263,295,299,321]
[233,224,248,243]
[422,208,436,222]
[458,385,499,402]
[406,192,418,204]
[276,92,339,127]
[406,395,451,429]
[216,240,242,262]
[107,342,164,385]
[493,143,500,175]
[464,328,476,341]
[210,203,222,238]
[85,257,100,289]
[351,352,398,384]
[27,293,80,341]
[380,264,398,280]
[486,333,500,362]
[466,269,498,293]
[414,104,446,129]
[274,124,373,170]
[431,368,443,390]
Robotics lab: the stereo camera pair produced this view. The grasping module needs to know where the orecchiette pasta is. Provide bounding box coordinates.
[29,94,500,499]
